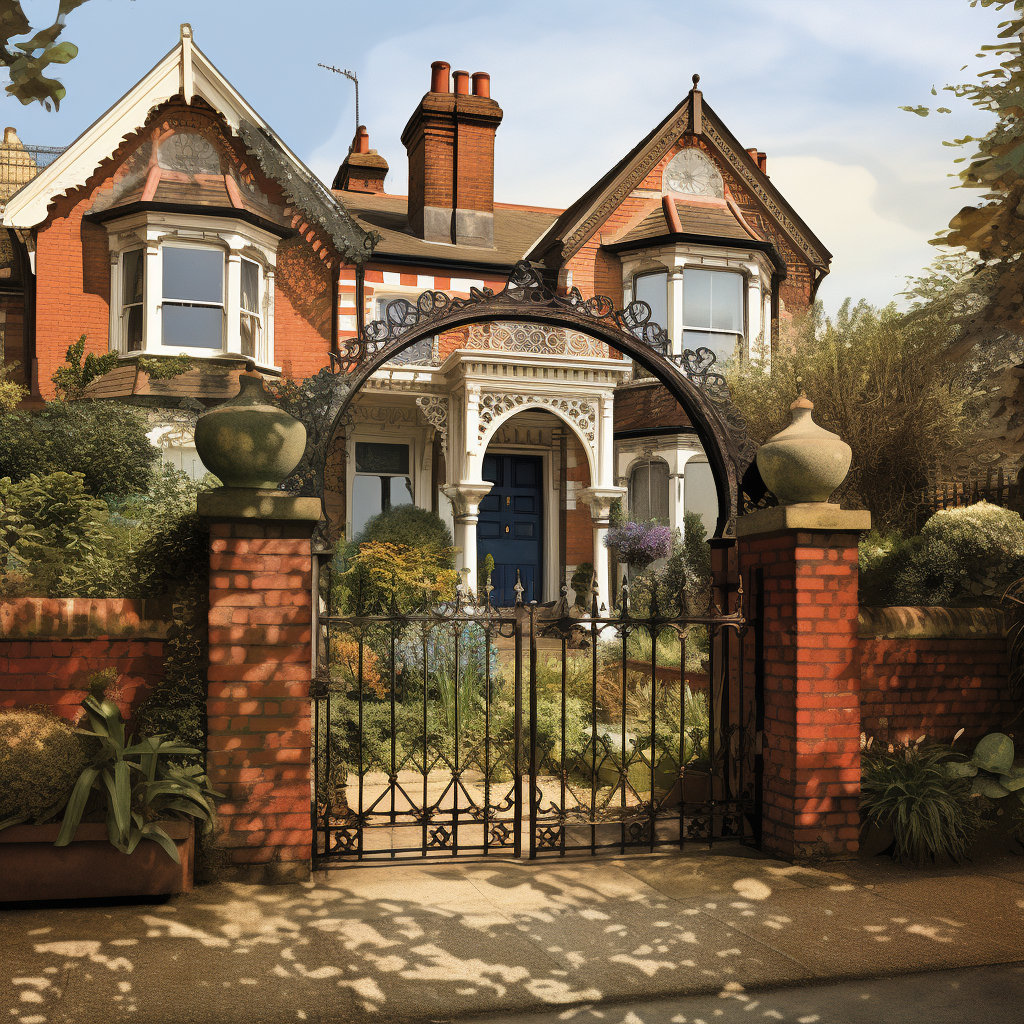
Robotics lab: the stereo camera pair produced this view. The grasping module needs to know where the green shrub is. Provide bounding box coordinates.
[50,336,118,401]
[0,709,89,827]
[661,511,712,610]
[860,503,1024,605]
[0,472,112,593]
[0,400,158,496]
[0,360,27,413]
[860,736,980,865]
[356,504,453,549]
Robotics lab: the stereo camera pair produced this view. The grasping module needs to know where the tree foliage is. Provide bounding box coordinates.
[905,0,1024,349]
[0,471,109,591]
[0,0,88,111]
[0,360,26,412]
[727,300,979,533]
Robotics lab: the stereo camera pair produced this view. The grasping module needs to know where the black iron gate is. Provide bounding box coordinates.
[312,567,760,863]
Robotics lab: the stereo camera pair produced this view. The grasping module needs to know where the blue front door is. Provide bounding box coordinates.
[478,454,543,605]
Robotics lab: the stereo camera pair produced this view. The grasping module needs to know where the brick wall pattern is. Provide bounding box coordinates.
[206,520,315,879]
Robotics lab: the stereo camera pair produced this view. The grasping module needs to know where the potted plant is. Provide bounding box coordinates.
[0,696,220,901]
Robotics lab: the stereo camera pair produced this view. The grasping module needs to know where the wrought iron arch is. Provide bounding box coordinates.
[298,262,764,539]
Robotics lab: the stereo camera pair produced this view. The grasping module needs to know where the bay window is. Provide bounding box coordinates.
[105,213,278,366]
[633,270,668,332]
[240,258,262,358]
[162,245,225,350]
[121,249,144,352]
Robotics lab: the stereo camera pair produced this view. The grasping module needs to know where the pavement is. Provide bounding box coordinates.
[3,845,1024,1024]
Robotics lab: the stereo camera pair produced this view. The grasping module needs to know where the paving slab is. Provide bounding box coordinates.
[3,848,1024,1024]
[697,883,1019,980]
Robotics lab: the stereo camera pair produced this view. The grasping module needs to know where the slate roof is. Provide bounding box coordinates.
[333,191,559,270]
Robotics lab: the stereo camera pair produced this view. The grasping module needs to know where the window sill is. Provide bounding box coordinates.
[116,351,282,376]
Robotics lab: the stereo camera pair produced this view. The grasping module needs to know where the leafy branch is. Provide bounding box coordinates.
[0,0,89,111]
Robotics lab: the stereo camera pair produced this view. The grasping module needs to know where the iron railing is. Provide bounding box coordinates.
[918,465,1020,525]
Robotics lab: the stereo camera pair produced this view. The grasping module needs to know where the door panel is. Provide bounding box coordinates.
[478,454,543,605]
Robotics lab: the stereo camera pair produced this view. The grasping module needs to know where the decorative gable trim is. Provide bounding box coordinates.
[558,101,692,258]
[701,119,826,270]
[531,90,830,274]
[1,25,374,263]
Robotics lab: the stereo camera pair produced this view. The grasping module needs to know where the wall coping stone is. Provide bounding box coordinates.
[198,487,323,521]
[735,501,871,537]
[0,597,173,639]
[858,605,1006,640]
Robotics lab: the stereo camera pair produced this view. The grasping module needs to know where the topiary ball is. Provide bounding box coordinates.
[0,709,89,825]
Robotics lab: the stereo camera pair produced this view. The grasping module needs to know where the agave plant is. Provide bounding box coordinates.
[860,735,980,866]
[56,695,221,863]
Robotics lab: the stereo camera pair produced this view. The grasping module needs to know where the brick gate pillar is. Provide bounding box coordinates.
[200,489,322,883]
[737,503,870,860]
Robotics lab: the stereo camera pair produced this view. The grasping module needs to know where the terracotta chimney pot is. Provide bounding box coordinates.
[471,72,490,98]
[453,70,470,95]
[353,125,370,154]
[430,61,450,93]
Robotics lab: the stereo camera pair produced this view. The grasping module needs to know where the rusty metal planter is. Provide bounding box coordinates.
[0,820,194,902]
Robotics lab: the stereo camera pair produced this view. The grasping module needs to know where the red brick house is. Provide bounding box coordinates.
[0,26,830,607]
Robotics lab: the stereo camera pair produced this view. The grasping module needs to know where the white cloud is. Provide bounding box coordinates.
[769,156,931,310]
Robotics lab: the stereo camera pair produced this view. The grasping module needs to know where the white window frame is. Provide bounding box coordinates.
[120,246,145,353]
[105,211,278,369]
[160,240,227,353]
[680,266,746,362]
[239,256,263,360]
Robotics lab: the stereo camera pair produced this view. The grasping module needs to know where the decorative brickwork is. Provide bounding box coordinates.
[739,525,864,860]
[206,519,316,882]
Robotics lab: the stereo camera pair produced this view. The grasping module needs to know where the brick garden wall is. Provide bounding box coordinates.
[0,597,169,720]
[859,606,1013,744]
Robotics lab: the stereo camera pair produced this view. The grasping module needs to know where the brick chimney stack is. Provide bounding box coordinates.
[332,125,389,193]
[402,60,503,247]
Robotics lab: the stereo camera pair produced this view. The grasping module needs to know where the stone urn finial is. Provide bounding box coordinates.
[755,392,852,506]
[194,361,307,489]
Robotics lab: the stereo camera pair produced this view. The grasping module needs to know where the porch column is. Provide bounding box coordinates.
[579,486,626,612]
[442,482,492,596]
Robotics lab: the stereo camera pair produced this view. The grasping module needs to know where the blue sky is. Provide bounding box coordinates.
[3,0,1010,312]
